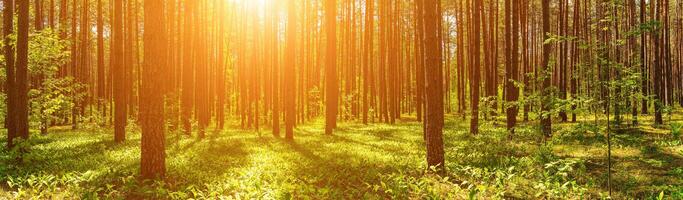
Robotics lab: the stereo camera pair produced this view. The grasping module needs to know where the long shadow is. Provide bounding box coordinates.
[296,127,413,154]
[281,138,404,196]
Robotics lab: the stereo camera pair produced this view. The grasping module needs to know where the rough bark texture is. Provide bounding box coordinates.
[140,0,167,180]
[423,0,445,172]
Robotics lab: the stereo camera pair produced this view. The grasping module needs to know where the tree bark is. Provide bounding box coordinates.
[324,0,338,135]
[16,0,30,140]
[541,0,552,138]
[140,0,167,180]
[470,0,482,135]
[181,0,195,135]
[113,0,127,143]
[284,0,297,140]
[423,0,445,173]
[4,0,16,149]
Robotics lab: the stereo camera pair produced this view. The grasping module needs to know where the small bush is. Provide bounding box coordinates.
[670,123,682,140]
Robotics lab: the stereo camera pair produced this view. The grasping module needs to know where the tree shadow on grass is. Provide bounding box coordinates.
[569,127,683,198]
[281,138,400,197]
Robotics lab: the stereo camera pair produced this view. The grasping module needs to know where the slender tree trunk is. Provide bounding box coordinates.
[4,0,16,149]
[505,0,520,136]
[470,0,482,135]
[181,0,195,135]
[284,0,297,140]
[35,0,44,30]
[49,0,55,29]
[324,0,338,135]
[195,0,209,139]
[97,0,106,121]
[269,0,280,137]
[640,0,649,114]
[113,0,127,143]
[216,0,226,130]
[653,0,664,125]
[362,0,373,124]
[16,0,30,141]
[415,0,425,123]
[541,0,552,138]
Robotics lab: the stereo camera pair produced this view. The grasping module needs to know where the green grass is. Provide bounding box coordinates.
[1,115,682,199]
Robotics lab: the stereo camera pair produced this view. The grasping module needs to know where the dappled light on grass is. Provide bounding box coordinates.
[1,116,682,198]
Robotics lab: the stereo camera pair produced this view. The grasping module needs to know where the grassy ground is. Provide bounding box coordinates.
[0,113,682,199]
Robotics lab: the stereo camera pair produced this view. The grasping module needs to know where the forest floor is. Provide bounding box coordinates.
[1,112,682,199]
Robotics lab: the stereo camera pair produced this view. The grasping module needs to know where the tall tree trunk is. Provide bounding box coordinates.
[97,0,106,121]
[423,0,445,173]
[653,0,664,125]
[541,0,552,138]
[216,0,226,130]
[324,0,338,135]
[16,0,30,141]
[195,0,209,139]
[506,0,520,135]
[470,0,482,135]
[4,0,16,148]
[113,0,127,143]
[35,0,44,30]
[362,0,373,124]
[140,0,167,180]
[640,0,649,114]
[181,0,195,135]
[269,0,280,137]
[415,0,425,123]
[49,0,55,29]
[284,0,297,140]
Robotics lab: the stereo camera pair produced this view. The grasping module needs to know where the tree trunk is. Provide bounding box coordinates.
[284,0,297,140]
[181,0,195,135]
[16,0,30,141]
[470,0,482,135]
[324,0,338,135]
[541,0,552,138]
[140,0,167,180]
[423,0,445,173]
[505,0,520,135]
[97,0,106,121]
[4,0,16,149]
[362,0,373,124]
[113,0,127,143]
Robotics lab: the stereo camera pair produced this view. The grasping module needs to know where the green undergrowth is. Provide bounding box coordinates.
[1,115,682,199]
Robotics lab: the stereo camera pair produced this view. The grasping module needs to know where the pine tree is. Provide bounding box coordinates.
[324,0,338,135]
[140,0,167,180]
[113,0,127,143]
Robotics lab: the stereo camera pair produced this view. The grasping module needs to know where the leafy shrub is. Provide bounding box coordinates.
[0,93,6,123]
[533,158,588,199]
[533,144,557,165]
[670,123,682,139]
[25,29,83,133]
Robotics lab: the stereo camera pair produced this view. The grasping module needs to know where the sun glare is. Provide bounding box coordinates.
[229,0,268,9]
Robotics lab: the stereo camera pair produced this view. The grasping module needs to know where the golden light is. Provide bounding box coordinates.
[229,0,268,9]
